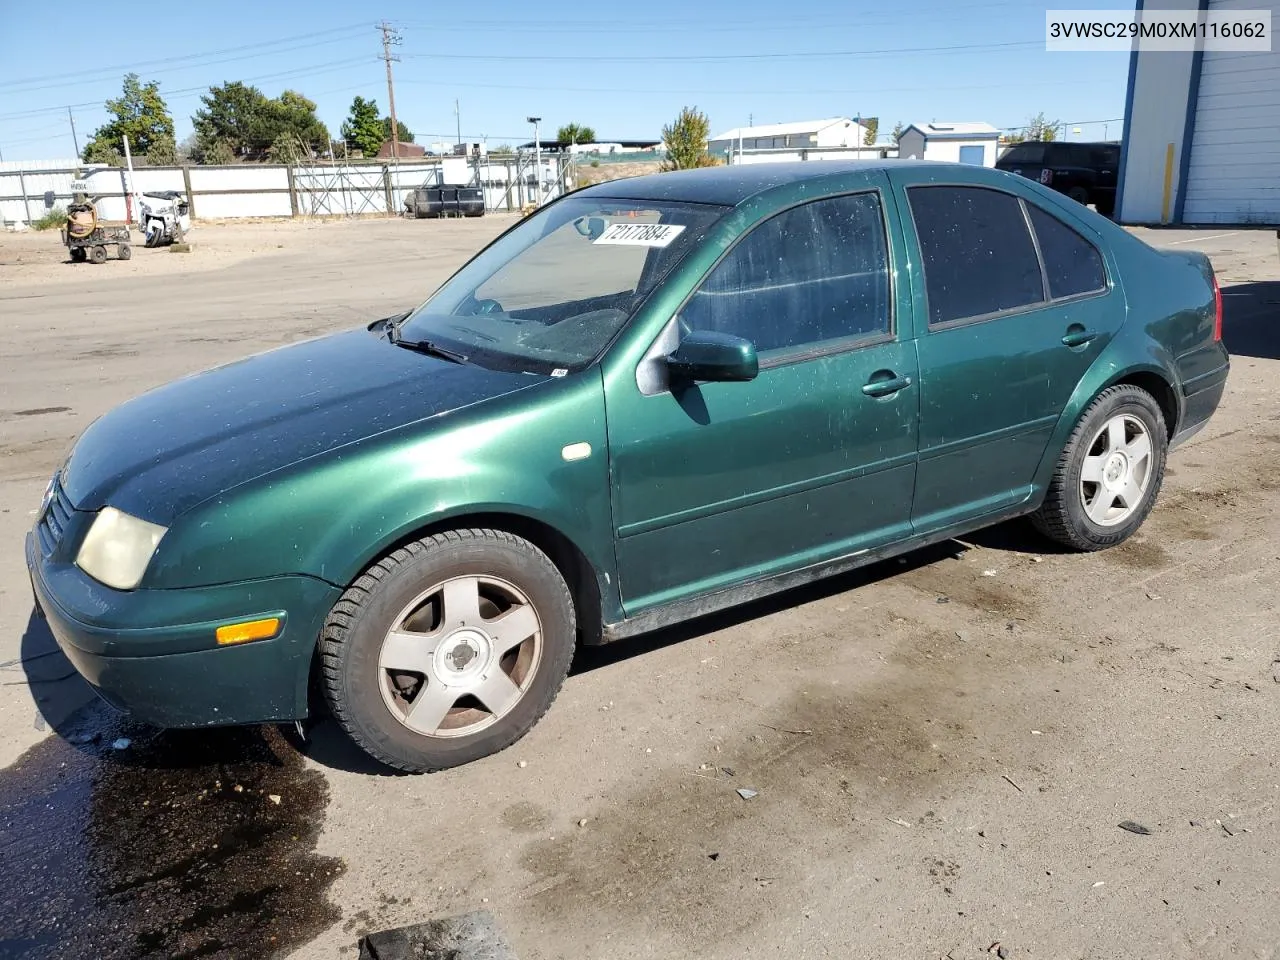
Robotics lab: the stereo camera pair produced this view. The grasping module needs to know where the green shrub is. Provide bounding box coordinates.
[33,207,68,231]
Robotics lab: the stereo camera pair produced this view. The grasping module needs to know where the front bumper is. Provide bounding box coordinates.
[26,532,342,728]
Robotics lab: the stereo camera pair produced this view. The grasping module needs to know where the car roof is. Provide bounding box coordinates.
[573,160,952,207]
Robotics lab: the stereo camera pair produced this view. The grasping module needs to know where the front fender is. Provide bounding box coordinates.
[146,372,618,615]
[1030,342,1181,495]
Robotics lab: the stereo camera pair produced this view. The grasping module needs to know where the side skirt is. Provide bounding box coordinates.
[600,502,1038,643]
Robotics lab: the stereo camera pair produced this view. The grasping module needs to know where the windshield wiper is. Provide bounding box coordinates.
[389,324,469,364]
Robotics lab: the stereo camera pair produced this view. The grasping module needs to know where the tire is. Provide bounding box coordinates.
[1032,384,1168,551]
[88,245,107,264]
[70,247,86,263]
[1066,186,1090,206]
[117,243,131,261]
[320,529,576,773]
[1095,196,1115,217]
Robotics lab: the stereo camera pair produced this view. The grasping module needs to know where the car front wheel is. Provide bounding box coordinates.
[320,529,576,773]
[1032,384,1168,550]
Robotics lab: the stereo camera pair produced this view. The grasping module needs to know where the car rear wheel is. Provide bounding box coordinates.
[320,529,576,773]
[1032,384,1168,551]
[1066,186,1090,206]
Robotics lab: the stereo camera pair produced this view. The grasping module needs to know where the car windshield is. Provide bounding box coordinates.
[397,196,730,374]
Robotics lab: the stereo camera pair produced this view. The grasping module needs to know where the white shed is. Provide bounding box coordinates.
[708,118,869,156]
[896,122,1002,166]
[1117,0,1279,225]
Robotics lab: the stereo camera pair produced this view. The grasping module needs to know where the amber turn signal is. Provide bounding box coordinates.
[216,617,281,646]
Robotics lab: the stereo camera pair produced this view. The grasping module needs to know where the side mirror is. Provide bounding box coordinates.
[666,330,758,383]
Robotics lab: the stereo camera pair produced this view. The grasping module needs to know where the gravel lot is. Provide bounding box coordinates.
[1,216,1278,960]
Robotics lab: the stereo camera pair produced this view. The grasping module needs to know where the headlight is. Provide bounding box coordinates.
[75,507,168,591]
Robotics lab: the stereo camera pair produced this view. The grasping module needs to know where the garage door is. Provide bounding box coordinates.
[1181,0,1280,225]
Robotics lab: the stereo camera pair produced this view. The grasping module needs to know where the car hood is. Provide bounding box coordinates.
[62,328,549,521]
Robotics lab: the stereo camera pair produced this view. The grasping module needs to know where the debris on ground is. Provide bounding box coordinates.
[110,737,131,750]
[886,817,912,828]
[721,767,736,777]
[516,760,527,769]
[1001,774,1024,793]
[1118,820,1152,835]
[936,596,950,604]
[577,818,588,827]
[66,731,99,745]
[982,569,997,577]
[736,788,758,801]
[358,910,519,960]
[268,794,282,805]
[708,852,720,861]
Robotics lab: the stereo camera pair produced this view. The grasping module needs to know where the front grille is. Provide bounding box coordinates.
[37,476,74,556]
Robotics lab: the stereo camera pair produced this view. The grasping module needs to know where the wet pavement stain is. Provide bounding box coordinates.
[0,702,344,960]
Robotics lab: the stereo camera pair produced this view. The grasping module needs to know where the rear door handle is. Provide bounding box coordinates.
[1062,330,1098,348]
[862,374,912,398]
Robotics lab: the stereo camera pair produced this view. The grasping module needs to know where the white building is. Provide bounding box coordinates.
[896,122,1002,166]
[1116,0,1279,225]
[707,118,870,157]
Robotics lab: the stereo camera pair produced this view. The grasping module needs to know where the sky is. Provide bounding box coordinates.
[0,0,1137,162]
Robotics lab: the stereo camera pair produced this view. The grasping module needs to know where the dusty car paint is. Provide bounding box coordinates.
[27,161,1228,729]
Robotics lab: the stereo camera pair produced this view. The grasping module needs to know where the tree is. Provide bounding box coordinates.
[891,121,905,141]
[81,73,175,165]
[661,107,712,171]
[144,134,178,166]
[557,123,596,145]
[383,116,414,144]
[490,143,515,156]
[201,139,236,165]
[1021,112,1062,142]
[193,82,329,162]
[341,96,384,156]
[861,117,879,145]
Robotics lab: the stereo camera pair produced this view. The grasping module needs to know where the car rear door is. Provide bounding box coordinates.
[605,182,920,616]
[887,173,1124,531]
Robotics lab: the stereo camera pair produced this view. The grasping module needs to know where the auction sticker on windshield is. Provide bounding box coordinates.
[593,222,686,247]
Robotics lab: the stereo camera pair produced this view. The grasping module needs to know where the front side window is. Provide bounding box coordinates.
[679,192,892,356]
[907,185,1045,326]
[1026,204,1107,300]
[399,197,728,373]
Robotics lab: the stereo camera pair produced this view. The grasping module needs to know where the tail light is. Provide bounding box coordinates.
[1212,274,1223,342]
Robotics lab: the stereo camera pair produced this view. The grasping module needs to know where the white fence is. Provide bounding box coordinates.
[0,155,572,226]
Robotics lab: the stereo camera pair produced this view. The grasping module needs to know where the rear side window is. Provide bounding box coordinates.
[1027,205,1107,299]
[907,186,1045,326]
[681,192,891,355]
[1001,143,1045,165]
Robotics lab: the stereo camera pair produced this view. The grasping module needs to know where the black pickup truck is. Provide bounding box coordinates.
[996,140,1120,217]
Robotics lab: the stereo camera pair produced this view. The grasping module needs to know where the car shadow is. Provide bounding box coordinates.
[1220,280,1280,361]
[19,607,99,737]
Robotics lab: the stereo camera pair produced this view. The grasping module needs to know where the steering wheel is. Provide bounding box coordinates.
[472,297,503,315]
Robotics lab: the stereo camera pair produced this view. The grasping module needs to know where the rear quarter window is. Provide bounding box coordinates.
[1026,205,1107,300]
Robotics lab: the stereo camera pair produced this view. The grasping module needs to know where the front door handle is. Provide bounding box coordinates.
[1062,329,1098,348]
[862,373,912,398]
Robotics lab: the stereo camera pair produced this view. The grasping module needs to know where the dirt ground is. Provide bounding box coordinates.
[1,216,1279,960]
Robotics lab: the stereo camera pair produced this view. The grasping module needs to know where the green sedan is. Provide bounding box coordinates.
[27,161,1229,772]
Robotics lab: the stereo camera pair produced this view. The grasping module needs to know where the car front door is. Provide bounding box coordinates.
[605,187,919,617]
[889,175,1124,531]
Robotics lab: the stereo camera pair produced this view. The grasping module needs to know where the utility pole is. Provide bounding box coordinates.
[455,99,462,151]
[379,22,402,159]
[67,107,80,159]
[378,21,402,218]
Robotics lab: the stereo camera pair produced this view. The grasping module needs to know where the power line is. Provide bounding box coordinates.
[402,39,1042,64]
[0,58,374,122]
[0,24,370,92]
